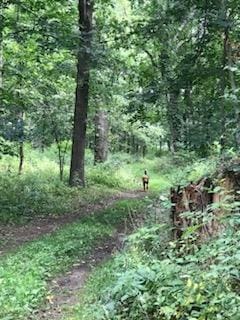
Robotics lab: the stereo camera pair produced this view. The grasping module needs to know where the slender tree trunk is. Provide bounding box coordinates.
[159,138,162,152]
[0,2,4,110]
[166,90,180,152]
[18,112,24,175]
[69,0,93,187]
[167,140,171,151]
[183,86,192,149]
[127,135,131,153]
[226,38,240,147]
[142,144,147,158]
[18,141,24,175]
[219,0,228,150]
[131,135,135,154]
[94,110,109,164]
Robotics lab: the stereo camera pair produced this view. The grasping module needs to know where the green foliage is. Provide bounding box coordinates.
[98,222,240,319]
[68,191,240,320]
[0,199,146,319]
[0,142,219,224]
[0,147,116,224]
[0,137,16,157]
[87,163,129,189]
[127,224,165,253]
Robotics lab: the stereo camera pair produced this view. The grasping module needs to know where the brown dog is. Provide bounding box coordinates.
[142,170,149,191]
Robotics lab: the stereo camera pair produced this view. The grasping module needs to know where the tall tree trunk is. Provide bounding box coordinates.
[159,137,163,152]
[18,112,24,175]
[127,134,131,153]
[94,110,109,164]
[219,0,228,149]
[183,86,192,150]
[69,0,93,187]
[131,134,135,154]
[18,141,24,175]
[142,144,147,158]
[0,2,3,110]
[166,90,180,152]
[226,38,240,148]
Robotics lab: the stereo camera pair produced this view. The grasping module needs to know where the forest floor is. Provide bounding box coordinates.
[30,189,157,320]
[0,190,144,255]
[0,192,151,320]
[32,222,127,320]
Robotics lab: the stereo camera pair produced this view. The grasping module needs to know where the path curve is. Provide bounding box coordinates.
[0,190,144,255]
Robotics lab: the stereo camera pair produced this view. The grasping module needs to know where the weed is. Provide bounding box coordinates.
[0,199,147,319]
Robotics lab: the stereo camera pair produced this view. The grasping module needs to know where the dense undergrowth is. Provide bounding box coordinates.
[0,199,148,319]
[65,166,240,320]
[71,224,240,320]
[0,145,217,224]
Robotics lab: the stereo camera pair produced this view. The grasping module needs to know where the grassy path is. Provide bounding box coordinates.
[0,197,148,320]
[33,227,124,320]
[0,191,143,255]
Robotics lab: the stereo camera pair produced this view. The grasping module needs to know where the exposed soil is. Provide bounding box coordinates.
[0,189,147,320]
[29,191,149,320]
[31,230,124,320]
[0,191,144,254]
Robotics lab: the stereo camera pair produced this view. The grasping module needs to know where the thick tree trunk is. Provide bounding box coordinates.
[69,0,93,187]
[94,110,109,164]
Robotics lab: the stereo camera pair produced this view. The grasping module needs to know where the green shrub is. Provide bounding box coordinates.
[0,148,131,223]
[72,198,240,320]
[87,164,127,188]
[99,224,240,319]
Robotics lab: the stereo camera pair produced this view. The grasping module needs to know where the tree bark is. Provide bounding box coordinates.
[226,38,240,148]
[18,141,24,175]
[166,90,180,152]
[94,110,109,164]
[219,0,228,149]
[142,144,147,158]
[18,113,24,175]
[0,2,3,110]
[69,0,93,187]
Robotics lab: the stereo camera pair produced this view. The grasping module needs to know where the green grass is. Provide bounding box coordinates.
[0,145,218,224]
[121,153,217,192]
[64,207,240,320]
[0,199,148,320]
[0,148,221,319]
[64,248,147,320]
[65,259,120,320]
[0,148,127,224]
[0,170,117,224]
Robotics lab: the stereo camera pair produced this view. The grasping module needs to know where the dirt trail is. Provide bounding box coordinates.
[31,231,124,320]
[0,191,143,255]
[29,190,148,320]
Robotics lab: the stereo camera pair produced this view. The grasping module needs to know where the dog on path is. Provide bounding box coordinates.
[142,170,149,191]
